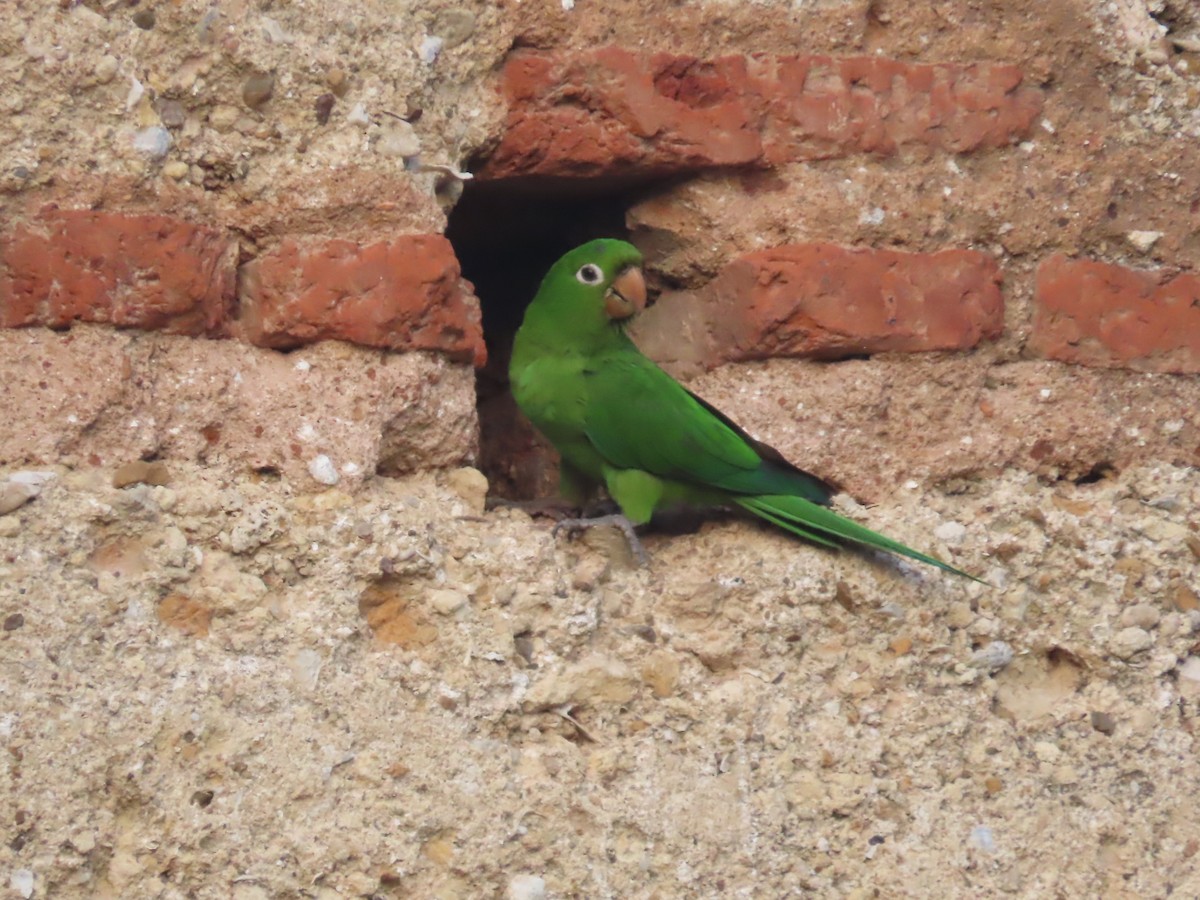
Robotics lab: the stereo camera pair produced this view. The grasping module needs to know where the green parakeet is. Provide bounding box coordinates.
[509,238,981,581]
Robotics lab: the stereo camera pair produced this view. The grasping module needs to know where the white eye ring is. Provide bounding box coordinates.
[575,263,603,285]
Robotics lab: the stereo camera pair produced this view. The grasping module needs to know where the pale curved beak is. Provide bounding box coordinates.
[603,266,647,320]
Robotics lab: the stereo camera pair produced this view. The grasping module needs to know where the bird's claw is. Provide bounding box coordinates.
[551,513,649,566]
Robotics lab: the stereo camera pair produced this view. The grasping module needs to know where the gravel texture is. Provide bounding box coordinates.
[2,459,1199,897]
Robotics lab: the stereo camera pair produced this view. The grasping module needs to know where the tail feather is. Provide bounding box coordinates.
[741,500,841,550]
[736,494,986,584]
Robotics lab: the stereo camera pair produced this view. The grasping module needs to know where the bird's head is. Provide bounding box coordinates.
[539,238,647,324]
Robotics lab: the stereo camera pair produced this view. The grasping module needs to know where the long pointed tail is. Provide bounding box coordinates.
[736,494,986,583]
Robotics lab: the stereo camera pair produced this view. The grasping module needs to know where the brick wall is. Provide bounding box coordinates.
[3,3,1199,489]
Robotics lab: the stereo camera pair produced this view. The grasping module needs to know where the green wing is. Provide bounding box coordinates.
[582,351,834,503]
[581,349,984,582]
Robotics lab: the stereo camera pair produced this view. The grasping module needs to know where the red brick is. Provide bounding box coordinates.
[480,48,1043,179]
[236,234,486,366]
[0,210,235,334]
[1031,255,1200,374]
[682,243,1004,363]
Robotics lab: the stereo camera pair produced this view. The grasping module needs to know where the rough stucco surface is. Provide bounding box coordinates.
[2,461,1200,898]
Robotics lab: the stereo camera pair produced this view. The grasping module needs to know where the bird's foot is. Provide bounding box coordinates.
[551,513,649,567]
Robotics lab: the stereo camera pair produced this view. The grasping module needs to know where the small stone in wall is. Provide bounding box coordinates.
[507,875,546,900]
[157,100,186,129]
[376,119,421,158]
[968,641,1014,673]
[419,35,443,65]
[429,589,468,616]
[1126,230,1162,253]
[242,71,275,109]
[1109,626,1154,659]
[1119,604,1161,629]
[209,105,239,131]
[113,460,172,489]
[524,654,638,709]
[933,520,968,544]
[0,472,55,516]
[445,467,488,515]
[0,482,37,516]
[8,870,34,900]
[308,455,339,486]
[314,93,335,125]
[132,127,171,159]
[437,8,476,48]
[326,67,349,96]
[95,54,118,84]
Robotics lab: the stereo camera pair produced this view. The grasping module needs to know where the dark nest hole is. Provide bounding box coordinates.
[445,175,675,502]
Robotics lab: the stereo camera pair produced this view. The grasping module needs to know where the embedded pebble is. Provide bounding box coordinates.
[308,455,340,486]
[967,826,996,853]
[446,467,488,514]
[157,99,186,129]
[0,482,37,515]
[933,521,967,544]
[1033,741,1060,763]
[209,105,239,131]
[376,120,421,158]
[291,650,323,692]
[438,8,477,47]
[968,640,1014,672]
[260,16,290,43]
[127,77,145,111]
[9,870,34,900]
[113,460,172,488]
[430,589,468,616]
[326,67,349,96]
[242,72,275,109]
[419,35,444,64]
[507,875,546,900]
[524,654,638,708]
[1119,604,1161,630]
[1126,230,1162,253]
[132,127,171,158]
[95,54,119,83]
[1109,626,1153,659]
[1090,711,1117,734]
[946,602,975,628]
[314,93,335,125]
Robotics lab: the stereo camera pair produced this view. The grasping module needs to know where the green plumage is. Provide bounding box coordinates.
[510,238,981,581]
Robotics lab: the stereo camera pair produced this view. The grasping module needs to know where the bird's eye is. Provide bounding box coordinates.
[575,263,603,285]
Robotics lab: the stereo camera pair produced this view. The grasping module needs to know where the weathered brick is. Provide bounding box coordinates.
[636,243,1004,367]
[0,326,480,483]
[1031,255,1200,374]
[236,234,486,366]
[481,48,1043,179]
[0,210,235,334]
